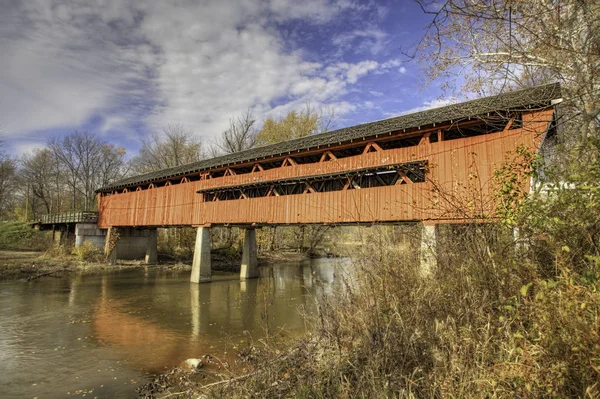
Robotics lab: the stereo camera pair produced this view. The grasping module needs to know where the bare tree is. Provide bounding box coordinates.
[48,132,127,211]
[412,0,599,148]
[211,110,257,156]
[131,124,203,174]
[19,149,58,215]
[0,154,16,218]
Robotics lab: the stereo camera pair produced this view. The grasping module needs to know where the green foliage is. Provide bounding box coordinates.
[72,241,103,262]
[0,222,52,251]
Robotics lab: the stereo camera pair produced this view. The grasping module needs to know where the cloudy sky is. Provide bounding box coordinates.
[0,0,448,156]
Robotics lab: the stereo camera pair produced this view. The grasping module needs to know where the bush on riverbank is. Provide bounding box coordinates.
[72,241,104,262]
[197,146,600,398]
[0,222,52,251]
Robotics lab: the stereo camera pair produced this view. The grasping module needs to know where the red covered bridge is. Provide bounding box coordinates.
[94,83,561,282]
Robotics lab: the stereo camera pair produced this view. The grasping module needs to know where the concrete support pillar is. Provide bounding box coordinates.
[240,228,259,280]
[420,223,439,275]
[104,227,117,265]
[145,229,158,264]
[191,226,211,283]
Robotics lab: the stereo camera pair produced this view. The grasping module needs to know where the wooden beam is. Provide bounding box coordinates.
[342,177,352,191]
[303,182,316,194]
[396,170,412,184]
[319,150,337,162]
[437,129,444,142]
[282,157,297,167]
[419,132,431,146]
[251,163,264,172]
[503,118,515,131]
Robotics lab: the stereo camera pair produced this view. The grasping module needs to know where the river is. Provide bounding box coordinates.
[0,258,349,399]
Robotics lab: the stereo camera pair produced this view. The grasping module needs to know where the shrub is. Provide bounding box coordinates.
[72,241,104,262]
[198,143,600,398]
[0,221,52,251]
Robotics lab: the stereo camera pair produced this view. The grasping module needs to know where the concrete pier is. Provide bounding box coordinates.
[240,228,259,280]
[420,223,439,275]
[145,229,158,264]
[104,227,118,265]
[191,226,211,283]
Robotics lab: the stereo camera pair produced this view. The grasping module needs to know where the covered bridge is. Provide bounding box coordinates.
[94,83,562,282]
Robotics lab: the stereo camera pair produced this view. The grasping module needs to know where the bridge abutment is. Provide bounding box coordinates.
[420,223,439,275]
[191,226,211,283]
[75,223,106,250]
[104,227,158,265]
[240,228,258,280]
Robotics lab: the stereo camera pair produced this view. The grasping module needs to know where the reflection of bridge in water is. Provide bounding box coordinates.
[89,260,345,373]
[52,84,561,283]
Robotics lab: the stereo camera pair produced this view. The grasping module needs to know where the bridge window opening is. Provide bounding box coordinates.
[199,161,428,202]
[378,136,422,150]
[210,169,226,178]
[234,165,254,174]
[260,159,284,170]
[443,113,522,142]
[292,154,321,164]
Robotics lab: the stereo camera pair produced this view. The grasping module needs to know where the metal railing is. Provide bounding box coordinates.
[39,211,98,225]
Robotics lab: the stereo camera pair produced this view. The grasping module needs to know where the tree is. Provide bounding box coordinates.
[0,154,16,218]
[211,110,257,156]
[19,149,58,215]
[48,132,127,211]
[131,124,203,174]
[256,105,335,146]
[414,0,599,148]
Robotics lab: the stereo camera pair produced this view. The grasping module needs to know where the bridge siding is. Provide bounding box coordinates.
[97,110,552,228]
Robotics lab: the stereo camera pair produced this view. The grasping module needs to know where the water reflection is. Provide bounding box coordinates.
[0,258,350,399]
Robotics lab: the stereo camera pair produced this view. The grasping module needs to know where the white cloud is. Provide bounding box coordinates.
[399,66,407,74]
[332,29,389,55]
[385,97,458,118]
[0,0,396,147]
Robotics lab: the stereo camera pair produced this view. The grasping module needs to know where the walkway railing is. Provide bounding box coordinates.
[39,211,98,225]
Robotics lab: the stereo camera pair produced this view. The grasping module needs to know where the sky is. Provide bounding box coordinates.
[0,0,450,157]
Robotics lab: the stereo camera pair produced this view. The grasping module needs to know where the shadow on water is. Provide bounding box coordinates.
[0,258,350,398]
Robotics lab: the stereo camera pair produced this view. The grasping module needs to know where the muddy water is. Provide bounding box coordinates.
[0,258,348,399]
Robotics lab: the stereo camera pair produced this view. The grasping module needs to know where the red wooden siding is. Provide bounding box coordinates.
[97,109,553,228]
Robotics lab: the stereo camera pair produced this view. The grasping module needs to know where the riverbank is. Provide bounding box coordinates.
[0,249,312,281]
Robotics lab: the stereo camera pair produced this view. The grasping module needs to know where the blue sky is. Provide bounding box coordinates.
[0,0,451,157]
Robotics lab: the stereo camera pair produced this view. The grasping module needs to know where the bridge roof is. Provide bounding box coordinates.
[99,82,561,192]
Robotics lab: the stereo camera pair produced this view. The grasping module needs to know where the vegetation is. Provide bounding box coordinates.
[256,104,334,146]
[0,222,51,251]
[131,124,204,174]
[193,141,600,398]
[72,240,104,263]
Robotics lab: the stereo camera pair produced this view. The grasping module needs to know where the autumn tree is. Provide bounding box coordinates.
[131,124,203,174]
[414,0,599,151]
[211,110,257,156]
[256,105,335,146]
